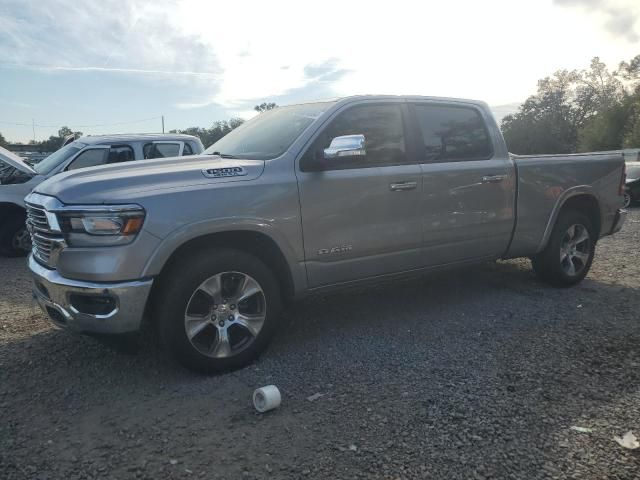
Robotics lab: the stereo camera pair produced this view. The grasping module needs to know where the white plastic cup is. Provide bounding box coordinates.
[253,385,281,413]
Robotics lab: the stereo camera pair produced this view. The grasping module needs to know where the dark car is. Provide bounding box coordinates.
[624,162,640,208]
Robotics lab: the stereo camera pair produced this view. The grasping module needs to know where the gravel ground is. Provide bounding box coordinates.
[1,209,640,480]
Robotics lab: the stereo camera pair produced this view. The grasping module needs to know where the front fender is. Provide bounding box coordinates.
[140,217,308,295]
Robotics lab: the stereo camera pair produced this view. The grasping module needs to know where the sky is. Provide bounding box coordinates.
[0,0,638,143]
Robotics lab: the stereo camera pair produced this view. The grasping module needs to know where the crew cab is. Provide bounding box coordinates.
[0,134,203,256]
[24,96,627,373]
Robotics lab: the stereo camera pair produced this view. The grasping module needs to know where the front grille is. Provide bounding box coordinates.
[25,203,63,267]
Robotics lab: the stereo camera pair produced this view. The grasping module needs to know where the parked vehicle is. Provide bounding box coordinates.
[25,96,627,373]
[0,134,203,256]
[624,162,640,208]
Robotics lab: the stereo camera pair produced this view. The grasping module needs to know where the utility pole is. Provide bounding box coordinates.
[32,118,36,143]
[161,115,165,133]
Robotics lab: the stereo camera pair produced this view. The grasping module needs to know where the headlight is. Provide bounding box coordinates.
[57,206,145,247]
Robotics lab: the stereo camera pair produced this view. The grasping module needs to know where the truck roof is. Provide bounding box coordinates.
[327,95,490,108]
[77,133,200,145]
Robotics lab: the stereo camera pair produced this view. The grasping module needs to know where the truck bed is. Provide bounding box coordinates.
[505,151,624,258]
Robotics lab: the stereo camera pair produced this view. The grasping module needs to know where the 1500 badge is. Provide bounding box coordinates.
[202,166,247,178]
[318,245,353,255]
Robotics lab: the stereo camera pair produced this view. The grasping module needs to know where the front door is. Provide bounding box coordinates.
[296,102,423,288]
[410,101,515,266]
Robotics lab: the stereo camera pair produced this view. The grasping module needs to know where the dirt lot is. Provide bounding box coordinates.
[1,210,640,480]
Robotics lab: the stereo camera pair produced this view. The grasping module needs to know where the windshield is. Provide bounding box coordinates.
[204,102,335,160]
[34,142,84,175]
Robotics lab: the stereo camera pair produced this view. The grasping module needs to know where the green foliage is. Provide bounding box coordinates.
[170,118,244,148]
[254,102,277,113]
[577,103,630,152]
[623,96,640,148]
[25,126,84,152]
[502,55,640,154]
[0,131,7,148]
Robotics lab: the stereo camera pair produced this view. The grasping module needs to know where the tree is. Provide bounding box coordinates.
[58,126,82,138]
[25,126,84,152]
[170,117,245,148]
[254,102,277,113]
[0,132,7,148]
[618,55,640,148]
[502,55,640,154]
[501,70,582,154]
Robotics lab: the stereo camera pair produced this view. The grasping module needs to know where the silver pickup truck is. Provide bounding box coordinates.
[25,96,627,373]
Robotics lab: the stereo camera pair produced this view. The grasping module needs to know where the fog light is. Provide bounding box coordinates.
[69,294,116,316]
[46,307,66,325]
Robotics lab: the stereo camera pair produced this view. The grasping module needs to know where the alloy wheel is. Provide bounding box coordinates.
[184,271,266,358]
[559,224,591,277]
[12,227,31,252]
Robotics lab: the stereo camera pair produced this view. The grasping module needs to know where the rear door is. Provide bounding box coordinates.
[409,101,515,265]
[296,101,423,287]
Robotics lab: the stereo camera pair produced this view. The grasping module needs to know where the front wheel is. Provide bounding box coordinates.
[531,210,596,287]
[623,192,632,208]
[156,248,282,373]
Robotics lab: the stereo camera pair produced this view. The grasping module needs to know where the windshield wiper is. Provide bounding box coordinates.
[208,151,237,159]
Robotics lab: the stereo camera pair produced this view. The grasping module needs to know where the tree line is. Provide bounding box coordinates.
[0,104,278,152]
[168,103,278,145]
[5,60,639,158]
[502,54,640,154]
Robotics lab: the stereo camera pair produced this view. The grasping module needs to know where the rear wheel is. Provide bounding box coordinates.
[0,212,30,257]
[532,210,595,287]
[623,192,631,208]
[156,248,282,373]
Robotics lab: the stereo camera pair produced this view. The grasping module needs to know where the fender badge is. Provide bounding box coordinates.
[202,166,248,178]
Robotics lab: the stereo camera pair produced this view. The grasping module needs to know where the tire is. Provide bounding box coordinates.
[156,248,282,373]
[0,212,30,257]
[531,210,596,287]
[623,192,631,208]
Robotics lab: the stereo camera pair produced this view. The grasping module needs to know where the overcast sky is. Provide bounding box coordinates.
[0,0,638,143]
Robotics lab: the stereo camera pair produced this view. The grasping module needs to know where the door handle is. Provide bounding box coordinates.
[481,174,507,183]
[389,181,418,191]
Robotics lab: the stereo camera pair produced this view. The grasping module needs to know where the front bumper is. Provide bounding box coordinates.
[610,208,627,235]
[29,255,153,334]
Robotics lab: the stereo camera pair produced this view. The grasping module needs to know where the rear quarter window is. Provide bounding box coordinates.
[144,143,181,159]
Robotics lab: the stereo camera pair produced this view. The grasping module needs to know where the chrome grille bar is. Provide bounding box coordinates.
[25,197,65,268]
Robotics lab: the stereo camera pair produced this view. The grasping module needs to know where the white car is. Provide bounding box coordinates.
[0,134,203,256]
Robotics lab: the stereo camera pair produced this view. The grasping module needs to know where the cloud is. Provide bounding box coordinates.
[304,59,351,83]
[0,0,222,77]
[553,0,640,42]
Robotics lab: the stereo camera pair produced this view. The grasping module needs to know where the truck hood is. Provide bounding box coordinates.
[34,154,265,204]
[0,146,37,175]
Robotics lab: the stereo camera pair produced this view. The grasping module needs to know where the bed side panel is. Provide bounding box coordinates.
[505,153,623,258]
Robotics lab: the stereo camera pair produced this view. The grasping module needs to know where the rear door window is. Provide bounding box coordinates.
[183,143,194,155]
[66,149,109,170]
[144,142,182,159]
[107,145,135,164]
[412,104,492,162]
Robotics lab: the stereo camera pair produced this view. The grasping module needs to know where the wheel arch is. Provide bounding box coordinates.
[0,202,26,223]
[538,188,601,253]
[144,227,305,315]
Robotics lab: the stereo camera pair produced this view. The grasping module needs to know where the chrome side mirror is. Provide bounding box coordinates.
[324,134,366,160]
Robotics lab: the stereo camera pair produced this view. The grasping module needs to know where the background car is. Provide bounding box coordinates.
[0,133,204,256]
[624,162,640,208]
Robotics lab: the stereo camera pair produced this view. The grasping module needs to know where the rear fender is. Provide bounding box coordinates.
[537,186,599,253]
